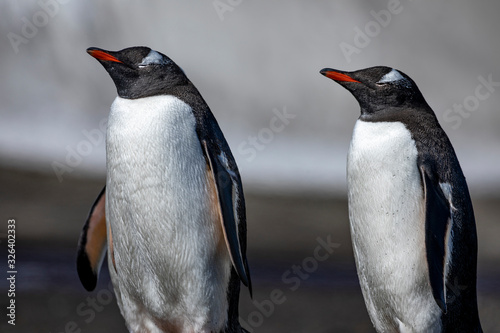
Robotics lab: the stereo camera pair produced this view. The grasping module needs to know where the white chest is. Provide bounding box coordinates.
[347,120,441,331]
[106,96,211,236]
[105,95,230,332]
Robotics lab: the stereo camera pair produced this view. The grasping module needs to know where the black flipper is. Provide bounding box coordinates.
[76,187,107,291]
[420,165,451,313]
[201,139,252,294]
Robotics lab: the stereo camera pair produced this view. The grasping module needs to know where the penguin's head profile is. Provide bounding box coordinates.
[320,66,429,115]
[87,46,187,99]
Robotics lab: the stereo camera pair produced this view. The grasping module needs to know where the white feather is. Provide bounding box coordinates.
[377,68,411,88]
[138,49,169,67]
[106,95,231,332]
[347,120,442,332]
[440,182,455,300]
[218,151,237,178]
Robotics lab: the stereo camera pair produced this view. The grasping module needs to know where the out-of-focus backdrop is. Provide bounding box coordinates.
[0,1,499,332]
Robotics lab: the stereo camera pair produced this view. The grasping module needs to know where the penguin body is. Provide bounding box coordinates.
[107,95,231,332]
[348,120,441,331]
[320,66,482,332]
[77,47,251,333]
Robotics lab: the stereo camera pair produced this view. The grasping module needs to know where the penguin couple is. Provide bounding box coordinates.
[77,46,482,332]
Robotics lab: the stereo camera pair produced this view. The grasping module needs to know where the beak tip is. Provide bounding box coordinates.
[86,47,99,58]
[86,46,97,53]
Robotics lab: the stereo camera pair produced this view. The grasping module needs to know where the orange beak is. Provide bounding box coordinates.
[87,48,123,63]
[320,69,360,83]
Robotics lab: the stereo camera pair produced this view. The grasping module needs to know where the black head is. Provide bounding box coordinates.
[87,46,188,99]
[320,66,431,116]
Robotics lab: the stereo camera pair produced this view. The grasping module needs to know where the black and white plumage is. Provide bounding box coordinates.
[77,46,251,333]
[320,66,482,332]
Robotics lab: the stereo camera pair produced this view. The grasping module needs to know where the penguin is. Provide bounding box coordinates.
[320,66,482,332]
[76,46,252,333]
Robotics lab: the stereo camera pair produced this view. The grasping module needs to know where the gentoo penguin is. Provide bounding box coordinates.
[320,66,482,332]
[76,46,252,333]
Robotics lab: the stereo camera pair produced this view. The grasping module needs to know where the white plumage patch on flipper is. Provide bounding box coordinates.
[216,150,240,228]
[138,49,169,67]
[439,183,456,211]
[377,68,411,88]
[440,182,455,295]
[218,151,237,178]
[347,120,442,332]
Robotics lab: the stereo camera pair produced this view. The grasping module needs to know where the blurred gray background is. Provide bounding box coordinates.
[0,1,499,332]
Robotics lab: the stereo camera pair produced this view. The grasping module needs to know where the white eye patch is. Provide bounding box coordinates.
[138,50,169,67]
[377,68,406,84]
[377,68,412,88]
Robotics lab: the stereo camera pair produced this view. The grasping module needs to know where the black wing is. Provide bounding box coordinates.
[201,138,252,294]
[420,165,452,313]
[76,186,107,291]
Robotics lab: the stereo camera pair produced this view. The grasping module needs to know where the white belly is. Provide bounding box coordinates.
[105,95,231,332]
[347,120,441,332]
